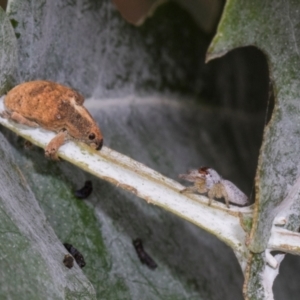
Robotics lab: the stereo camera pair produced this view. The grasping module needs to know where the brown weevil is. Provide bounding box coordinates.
[1,80,103,160]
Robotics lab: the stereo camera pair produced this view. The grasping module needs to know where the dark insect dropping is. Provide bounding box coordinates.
[132,238,157,270]
[24,140,33,149]
[64,243,86,268]
[75,180,93,199]
[63,254,74,269]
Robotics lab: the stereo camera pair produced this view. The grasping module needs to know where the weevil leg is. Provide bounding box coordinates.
[1,110,39,128]
[0,110,11,119]
[45,131,67,160]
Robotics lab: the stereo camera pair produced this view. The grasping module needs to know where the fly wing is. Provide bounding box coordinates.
[222,180,248,205]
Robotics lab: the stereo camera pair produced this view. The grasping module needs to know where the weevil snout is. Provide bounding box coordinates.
[96,138,103,150]
[90,138,103,150]
[96,139,103,150]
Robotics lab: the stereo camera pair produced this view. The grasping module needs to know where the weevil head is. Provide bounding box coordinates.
[67,104,104,150]
[85,125,103,150]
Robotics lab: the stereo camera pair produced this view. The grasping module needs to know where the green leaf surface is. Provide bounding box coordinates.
[0,6,17,94]
[0,131,96,299]
[2,0,298,298]
[7,0,207,98]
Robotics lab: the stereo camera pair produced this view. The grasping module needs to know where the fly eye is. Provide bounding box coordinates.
[198,167,209,175]
[88,133,96,140]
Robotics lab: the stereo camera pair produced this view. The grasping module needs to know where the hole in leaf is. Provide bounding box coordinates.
[202,46,273,205]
